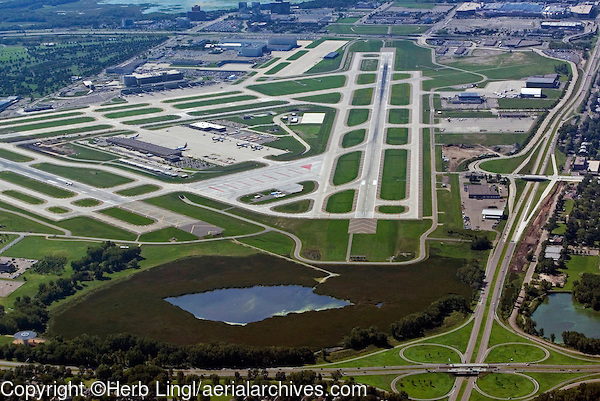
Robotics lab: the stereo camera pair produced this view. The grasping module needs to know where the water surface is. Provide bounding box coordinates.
[532,292,600,343]
[165,285,351,325]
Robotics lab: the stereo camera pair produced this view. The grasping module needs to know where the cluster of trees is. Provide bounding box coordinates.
[535,382,600,401]
[0,35,166,97]
[0,333,316,369]
[572,273,600,311]
[554,63,570,76]
[564,175,600,246]
[71,241,142,280]
[499,272,521,320]
[0,297,47,334]
[457,259,485,290]
[390,295,470,341]
[32,255,67,274]
[0,242,142,335]
[471,236,492,251]
[342,326,389,350]
[562,331,600,355]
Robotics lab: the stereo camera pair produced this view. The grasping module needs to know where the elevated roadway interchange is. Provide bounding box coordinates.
[0,45,426,228]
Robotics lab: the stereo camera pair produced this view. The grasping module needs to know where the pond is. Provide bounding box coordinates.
[165,285,351,325]
[532,292,600,343]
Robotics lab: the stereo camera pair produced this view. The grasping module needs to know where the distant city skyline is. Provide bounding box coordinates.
[100,0,303,13]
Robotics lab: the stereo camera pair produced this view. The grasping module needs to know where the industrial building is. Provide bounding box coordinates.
[123,70,184,88]
[521,87,543,98]
[482,208,505,220]
[106,59,145,75]
[455,2,482,17]
[107,137,183,162]
[526,74,559,88]
[453,92,484,104]
[0,96,19,113]
[239,44,267,57]
[189,122,227,132]
[267,36,297,51]
[324,51,340,59]
[570,4,594,18]
[541,21,584,30]
[468,184,501,199]
[187,5,207,21]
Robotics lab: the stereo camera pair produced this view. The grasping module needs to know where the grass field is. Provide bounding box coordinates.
[1,124,114,142]
[72,198,101,207]
[0,116,95,133]
[389,109,409,124]
[328,24,389,35]
[95,102,150,111]
[287,50,308,60]
[48,206,69,214]
[172,95,257,109]
[390,83,410,106]
[271,107,337,160]
[99,207,155,226]
[476,373,535,399]
[272,199,312,214]
[265,62,290,75]
[0,148,34,162]
[342,129,366,148]
[480,154,527,174]
[348,109,370,126]
[436,132,529,146]
[326,190,355,213]
[351,220,430,261]
[2,190,44,205]
[188,100,287,117]
[403,344,461,364]
[145,192,262,236]
[378,205,405,214]
[0,171,75,198]
[248,76,346,96]
[67,144,119,162]
[139,227,197,242]
[395,373,454,399]
[360,58,379,72]
[386,127,408,145]
[58,216,137,240]
[33,163,134,188]
[389,40,436,71]
[162,91,240,104]
[0,111,83,127]
[390,24,427,35]
[295,93,341,104]
[0,211,61,235]
[115,184,160,197]
[103,107,163,119]
[238,231,296,256]
[446,51,568,81]
[485,343,547,363]
[333,151,362,186]
[561,255,600,291]
[357,73,376,85]
[122,115,181,125]
[380,149,408,200]
[352,88,373,106]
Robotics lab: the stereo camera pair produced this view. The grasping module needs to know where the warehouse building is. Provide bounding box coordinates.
[324,51,340,59]
[526,74,559,88]
[267,36,297,51]
[482,208,505,220]
[452,92,484,104]
[123,70,184,87]
[107,137,183,162]
[521,87,542,98]
[468,184,500,199]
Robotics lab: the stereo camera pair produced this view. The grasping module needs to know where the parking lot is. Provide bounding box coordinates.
[459,175,508,231]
